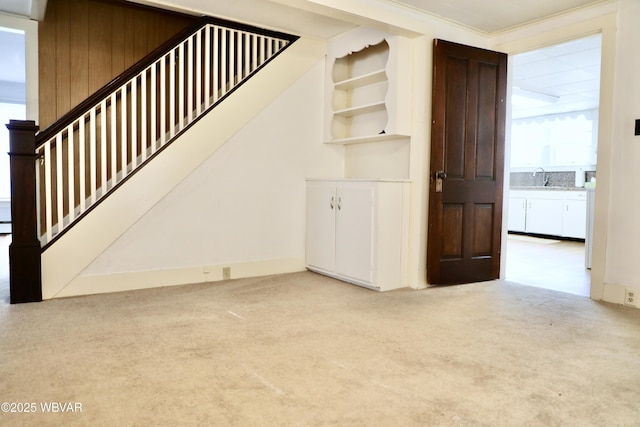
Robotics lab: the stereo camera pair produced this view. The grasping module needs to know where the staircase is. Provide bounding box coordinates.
[8,16,326,302]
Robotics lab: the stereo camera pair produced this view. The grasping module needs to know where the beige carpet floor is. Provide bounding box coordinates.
[1,270,639,426]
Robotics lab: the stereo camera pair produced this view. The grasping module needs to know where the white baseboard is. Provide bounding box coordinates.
[47,257,306,299]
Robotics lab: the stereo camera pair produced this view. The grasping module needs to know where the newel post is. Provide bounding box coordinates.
[7,120,42,303]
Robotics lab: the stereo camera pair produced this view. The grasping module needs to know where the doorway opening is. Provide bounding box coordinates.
[0,26,27,303]
[506,34,602,297]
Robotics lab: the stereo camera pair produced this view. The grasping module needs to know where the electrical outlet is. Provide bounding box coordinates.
[624,288,639,308]
[222,267,231,280]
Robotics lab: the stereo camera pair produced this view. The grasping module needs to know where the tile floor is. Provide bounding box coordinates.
[505,233,590,297]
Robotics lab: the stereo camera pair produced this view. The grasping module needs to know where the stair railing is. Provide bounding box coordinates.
[33,17,297,248]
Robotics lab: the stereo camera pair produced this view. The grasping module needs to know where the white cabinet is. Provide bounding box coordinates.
[508,190,586,239]
[526,197,564,236]
[508,196,526,232]
[562,195,587,239]
[324,28,411,144]
[306,179,410,291]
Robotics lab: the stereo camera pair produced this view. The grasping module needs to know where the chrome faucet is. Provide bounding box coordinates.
[533,167,549,187]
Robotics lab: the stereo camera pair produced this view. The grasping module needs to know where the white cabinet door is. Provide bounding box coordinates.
[526,198,563,236]
[306,179,409,291]
[508,197,527,232]
[335,186,374,284]
[306,183,336,273]
[563,199,587,239]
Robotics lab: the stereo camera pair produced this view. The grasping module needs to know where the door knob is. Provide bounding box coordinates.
[435,170,446,193]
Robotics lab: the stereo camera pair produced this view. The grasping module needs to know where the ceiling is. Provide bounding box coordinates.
[388,0,606,33]
[0,0,609,37]
[119,0,611,39]
[0,0,603,114]
[511,34,601,119]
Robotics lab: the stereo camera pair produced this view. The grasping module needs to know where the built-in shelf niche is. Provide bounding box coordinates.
[324,29,410,145]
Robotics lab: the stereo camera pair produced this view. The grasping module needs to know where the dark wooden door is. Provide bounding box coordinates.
[427,39,507,285]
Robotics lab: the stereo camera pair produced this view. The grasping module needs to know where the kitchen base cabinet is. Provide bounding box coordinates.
[562,194,588,239]
[507,197,526,232]
[526,197,563,236]
[508,190,587,239]
[306,179,410,291]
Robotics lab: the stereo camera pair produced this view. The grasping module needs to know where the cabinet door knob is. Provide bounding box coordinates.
[330,196,334,210]
[337,197,342,210]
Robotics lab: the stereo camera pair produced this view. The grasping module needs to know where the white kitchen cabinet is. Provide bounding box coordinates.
[306,179,410,291]
[526,197,564,236]
[562,192,587,239]
[508,196,526,232]
[508,190,586,239]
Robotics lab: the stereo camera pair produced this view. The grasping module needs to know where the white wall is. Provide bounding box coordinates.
[78,60,343,284]
[601,0,640,303]
[43,0,640,303]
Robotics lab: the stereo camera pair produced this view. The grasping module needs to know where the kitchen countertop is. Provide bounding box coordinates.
[510,186,587,191]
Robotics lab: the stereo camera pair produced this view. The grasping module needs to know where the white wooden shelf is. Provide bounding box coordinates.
[333,101,386,118]
[325,133,409,145]
[334,69,386,90]
[324,29,411,146]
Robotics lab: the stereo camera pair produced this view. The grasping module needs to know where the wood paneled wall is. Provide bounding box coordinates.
[39,0,197,129]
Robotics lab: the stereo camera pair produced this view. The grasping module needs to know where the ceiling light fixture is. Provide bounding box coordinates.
[512,87,559,108]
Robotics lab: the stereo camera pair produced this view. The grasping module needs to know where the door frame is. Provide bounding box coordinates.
[0,14,38,122]
[491,13,616,300]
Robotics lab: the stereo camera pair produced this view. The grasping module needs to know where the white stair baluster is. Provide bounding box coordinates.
[141,70,147,162]
[131,77,138,169]
[121,85,128,175]
[110,92,117,185]
[229,29,235,89]
[196,28,202,115]
[170,48,176,139]
[149,62,158,154]
[244,31,250,79]
[204,25,211,109]
[221,29,227,97]
[89,107,97,204]
[79,115,86,212]
[160,55,166,147]
[55,133,63,230]
[100,99,107,195]
[150,63,157,153]
[179,42,185,131]
[44,139,52,242]
[67,123,75,222]
[251,34,258,73]
[213,26,219,103]
[35,147,41,240]
[187,35,194,122]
